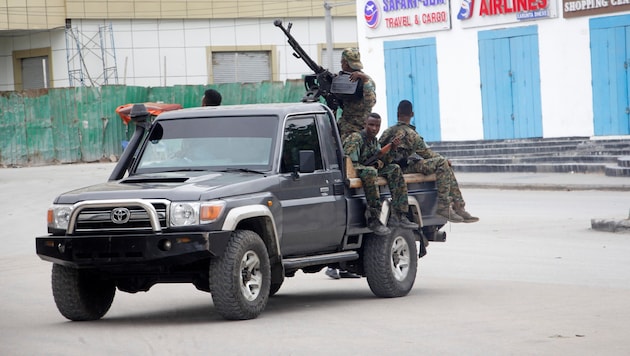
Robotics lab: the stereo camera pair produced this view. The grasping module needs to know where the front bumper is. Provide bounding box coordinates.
[35,231,232,268]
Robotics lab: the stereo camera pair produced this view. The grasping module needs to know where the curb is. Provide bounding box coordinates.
[460,182,630,192]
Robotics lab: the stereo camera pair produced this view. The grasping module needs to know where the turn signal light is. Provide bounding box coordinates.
[200,205,223,221]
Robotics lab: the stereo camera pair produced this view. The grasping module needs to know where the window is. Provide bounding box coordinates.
[320,48,344,74]
[319,43,359,74]
[135,116,278,173]
[281,117,323,173]
[13,48,52,90]
[21,56,50,89]
[211,50,272,84]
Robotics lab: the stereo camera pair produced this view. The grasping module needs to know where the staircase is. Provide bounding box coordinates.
[428,136,630,177]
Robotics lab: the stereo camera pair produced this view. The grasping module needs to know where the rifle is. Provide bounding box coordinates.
[363,132,405,167]
[274,19,362,112]
[363,142,394,168]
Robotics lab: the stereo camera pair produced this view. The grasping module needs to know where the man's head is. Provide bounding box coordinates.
[397,100,414,123]
[364,112,381,139]
[202,89,222,106]
[341,48,363,72]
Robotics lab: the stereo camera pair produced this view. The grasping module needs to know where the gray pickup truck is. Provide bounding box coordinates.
[36,102,446,320]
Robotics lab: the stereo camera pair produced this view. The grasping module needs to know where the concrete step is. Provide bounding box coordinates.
[605,165,630,177]
[452,162,610,174]
[426,136,630,176]
[451,155,620,164]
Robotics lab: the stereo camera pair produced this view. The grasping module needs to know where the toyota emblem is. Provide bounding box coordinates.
[111,207,131,224]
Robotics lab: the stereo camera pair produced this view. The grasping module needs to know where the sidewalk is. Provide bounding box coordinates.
[457,171,630,191]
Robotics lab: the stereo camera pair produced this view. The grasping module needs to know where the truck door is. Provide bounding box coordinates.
[275,115,346,256]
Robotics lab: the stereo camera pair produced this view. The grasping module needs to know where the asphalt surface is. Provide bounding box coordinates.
[1,162,630,355]
[457,171,630,192]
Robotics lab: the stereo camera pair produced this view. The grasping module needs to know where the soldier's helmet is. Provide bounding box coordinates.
[342,48,363,70]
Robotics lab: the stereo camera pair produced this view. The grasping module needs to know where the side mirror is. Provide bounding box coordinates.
[291,150,315,179]
[299,150,315,173]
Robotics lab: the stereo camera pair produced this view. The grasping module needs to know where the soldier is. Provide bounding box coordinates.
[379,100,479,223]
[202,88,222,106]
[326,112,418,280]
[344,112,419,233]
[337,48,376,141]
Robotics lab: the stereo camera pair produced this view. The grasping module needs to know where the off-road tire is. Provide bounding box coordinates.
[51,264,116,321]
[363,227,418,298]
[209,230,271,320]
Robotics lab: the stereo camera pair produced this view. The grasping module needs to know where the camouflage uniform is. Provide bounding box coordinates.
[338,76,376,140]
[379,122,466,210]
[343,130,409,220]
[337,48,377,141]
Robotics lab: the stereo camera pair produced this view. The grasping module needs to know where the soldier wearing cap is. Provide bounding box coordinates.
[338,48,376,141]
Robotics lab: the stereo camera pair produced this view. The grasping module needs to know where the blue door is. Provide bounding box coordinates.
[384,38,441,142]
[590,14,630,136]
[478,26,543,139]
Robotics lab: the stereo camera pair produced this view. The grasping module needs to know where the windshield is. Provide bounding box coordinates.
[134,115,278,173]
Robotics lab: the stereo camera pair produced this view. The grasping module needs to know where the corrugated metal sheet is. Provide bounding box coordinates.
[0,91,28,166]
[49,88,81,163]
[23,90,56,164]
[0,81,313,166]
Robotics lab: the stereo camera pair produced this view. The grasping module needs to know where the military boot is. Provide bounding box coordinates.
[367,218,391,236]
[453,203,479,223]
[436,205,464,223]
[389,213,419,229]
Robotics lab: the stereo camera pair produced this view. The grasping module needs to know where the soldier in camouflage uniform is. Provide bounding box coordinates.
[337,48,377,141]
[344,112,419,235]
[379,100,479,223]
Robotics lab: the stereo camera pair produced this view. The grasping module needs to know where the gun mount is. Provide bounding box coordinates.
[274,19,362,113]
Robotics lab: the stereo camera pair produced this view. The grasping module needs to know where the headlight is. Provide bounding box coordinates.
[171,202,199,226]
[169,201,226,226]
[47,205,73,230]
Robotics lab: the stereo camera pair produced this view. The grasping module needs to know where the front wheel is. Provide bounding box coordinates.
[209,230,271,320]
[51,264,116,321]
[363,228,418,298]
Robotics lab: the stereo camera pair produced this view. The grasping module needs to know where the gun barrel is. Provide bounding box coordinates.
[274,19,324,74]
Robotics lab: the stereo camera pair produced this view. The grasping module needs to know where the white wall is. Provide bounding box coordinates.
[0,17,358,90]
[356,2,619,140]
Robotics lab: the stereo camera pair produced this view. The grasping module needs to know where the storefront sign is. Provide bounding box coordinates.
[455,0,558,28]
[563,0,630,18]
[363,0,452,38]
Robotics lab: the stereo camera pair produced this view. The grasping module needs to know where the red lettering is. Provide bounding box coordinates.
[492,0,501,14]
[385,16,412,28]
[479,0,491,16]
[504,0,515,13]
[478,0,548,15]
[422,11,447,23]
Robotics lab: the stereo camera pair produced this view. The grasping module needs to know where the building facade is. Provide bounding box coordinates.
[355,0,630,141]
[0,1,358,90]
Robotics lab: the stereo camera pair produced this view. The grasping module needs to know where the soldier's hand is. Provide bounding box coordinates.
[391,136,401,149]
[349,71,366,83]
[375,160,384,169]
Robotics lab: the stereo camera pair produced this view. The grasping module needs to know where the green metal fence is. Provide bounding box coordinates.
[0,80,306,167]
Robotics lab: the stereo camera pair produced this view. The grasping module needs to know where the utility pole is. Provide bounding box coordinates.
[324,1,355,70]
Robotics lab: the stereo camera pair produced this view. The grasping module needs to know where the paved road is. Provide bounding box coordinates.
[1,163,630,355]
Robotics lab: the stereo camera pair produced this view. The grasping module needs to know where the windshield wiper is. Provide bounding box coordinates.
[218,168,266,174]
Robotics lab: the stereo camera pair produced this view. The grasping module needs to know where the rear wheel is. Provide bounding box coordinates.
[51,264,115,321]
[363,228,417,298]
[209,230,270,320]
